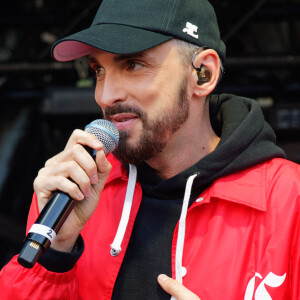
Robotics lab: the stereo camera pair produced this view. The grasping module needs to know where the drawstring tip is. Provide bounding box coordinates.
[110,245,121,256]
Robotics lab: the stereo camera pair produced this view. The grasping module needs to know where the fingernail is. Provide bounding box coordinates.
[158,274,169,283]
[77,192,84,200]
[92,140,102,148]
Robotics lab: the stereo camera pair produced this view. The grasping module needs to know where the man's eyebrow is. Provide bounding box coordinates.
[88,56,98,65]
[113,52,147,63]
[88,52,147,65]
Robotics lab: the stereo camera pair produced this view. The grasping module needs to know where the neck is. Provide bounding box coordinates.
[146,101,220,180]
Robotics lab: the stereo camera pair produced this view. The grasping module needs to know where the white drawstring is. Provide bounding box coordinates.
[110,164,137,256]
[109,166,197,300]
[171,173,198,300]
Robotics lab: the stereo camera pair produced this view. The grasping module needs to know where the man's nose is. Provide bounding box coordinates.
[95,73,127,107]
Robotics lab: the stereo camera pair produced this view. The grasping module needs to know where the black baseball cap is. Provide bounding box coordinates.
[52,0,226,62]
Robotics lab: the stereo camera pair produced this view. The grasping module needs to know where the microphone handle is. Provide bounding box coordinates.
[18,191,75,268]
[18,146,95,269]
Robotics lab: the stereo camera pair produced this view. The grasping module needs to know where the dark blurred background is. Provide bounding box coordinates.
[0,0,299,269]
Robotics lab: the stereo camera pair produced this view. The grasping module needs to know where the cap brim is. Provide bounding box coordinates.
[52,24,173,62]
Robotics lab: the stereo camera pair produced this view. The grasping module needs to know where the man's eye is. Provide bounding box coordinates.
[89,65,105,77]
[127,61,143,71]
[95,66,105,76]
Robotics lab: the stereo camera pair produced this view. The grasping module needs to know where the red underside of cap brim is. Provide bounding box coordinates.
[52,23,173,62]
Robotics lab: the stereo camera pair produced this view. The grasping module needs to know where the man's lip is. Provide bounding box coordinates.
[109,113,138,122]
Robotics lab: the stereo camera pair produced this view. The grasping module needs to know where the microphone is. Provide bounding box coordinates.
[17,119,119,269]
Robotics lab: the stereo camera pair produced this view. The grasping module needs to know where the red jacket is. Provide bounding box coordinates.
[1,156,299,299]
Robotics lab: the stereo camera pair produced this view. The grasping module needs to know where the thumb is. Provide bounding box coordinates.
[94,150,112,187]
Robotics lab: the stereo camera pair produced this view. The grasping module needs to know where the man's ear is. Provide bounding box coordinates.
[191,49,221,97]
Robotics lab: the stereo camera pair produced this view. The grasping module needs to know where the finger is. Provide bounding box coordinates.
[40,160,95,197]
[46,144,99,185]
[34,175,84,211]
[65,129,103,151]
[157,274,200,300]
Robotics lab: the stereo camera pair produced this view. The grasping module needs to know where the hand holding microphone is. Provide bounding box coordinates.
[18,120,119,268]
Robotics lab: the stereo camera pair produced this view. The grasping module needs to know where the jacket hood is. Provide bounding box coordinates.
[137,93,285,199]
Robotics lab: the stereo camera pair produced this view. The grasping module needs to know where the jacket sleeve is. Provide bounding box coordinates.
[0,193,80,300]
[291,192,300,299]
[0,256,79,300]
[283,163,300,298]
[270,160,300,299]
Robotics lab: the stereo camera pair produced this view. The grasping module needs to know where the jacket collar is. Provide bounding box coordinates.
[198,161,268,211]
[107,154,268,211]
[106,154,129,183]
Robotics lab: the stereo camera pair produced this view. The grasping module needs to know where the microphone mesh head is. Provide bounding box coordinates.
[85,119,119,154]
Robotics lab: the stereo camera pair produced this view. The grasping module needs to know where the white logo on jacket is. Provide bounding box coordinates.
[244,272,286,300]
[182,22,199,39]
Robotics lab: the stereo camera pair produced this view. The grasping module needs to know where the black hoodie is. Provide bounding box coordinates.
[39,94,285,299]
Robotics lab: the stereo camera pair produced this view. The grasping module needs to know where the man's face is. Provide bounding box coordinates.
[89,41,190,164]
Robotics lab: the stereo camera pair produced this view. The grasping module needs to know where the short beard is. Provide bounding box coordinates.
[105,78,190,165]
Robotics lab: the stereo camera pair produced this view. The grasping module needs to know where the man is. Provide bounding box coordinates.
[0,0,299,299]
